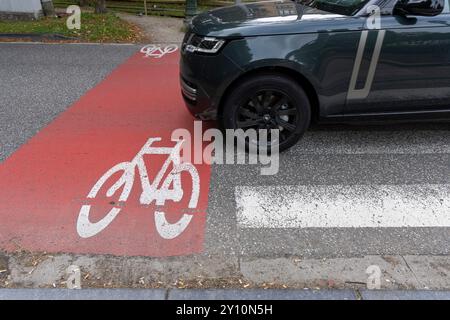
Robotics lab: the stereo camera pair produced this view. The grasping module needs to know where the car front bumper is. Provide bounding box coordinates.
[179,41,242,121]
[179,74,218,120]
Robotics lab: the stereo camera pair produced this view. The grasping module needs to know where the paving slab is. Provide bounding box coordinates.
[240,256,421,289]
[403,255,450,289]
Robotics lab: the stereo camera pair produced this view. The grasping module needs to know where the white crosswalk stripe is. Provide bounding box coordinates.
[236,184,450,228]
[235,128,450,229]
[208,126,450,257]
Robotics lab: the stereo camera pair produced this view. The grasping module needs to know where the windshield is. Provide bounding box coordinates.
[300,0,371,15]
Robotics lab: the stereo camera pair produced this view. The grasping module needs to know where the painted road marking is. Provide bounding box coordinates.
[140,44,178,58]
[0,50,211,257]
[289,130,450,154]
[236,184,450,228]
[77,137,200,240]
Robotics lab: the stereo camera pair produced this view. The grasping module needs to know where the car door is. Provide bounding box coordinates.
[345,0,450,115]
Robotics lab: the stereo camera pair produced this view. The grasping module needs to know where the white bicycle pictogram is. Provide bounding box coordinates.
[140,44,178,58]
[77,137,200,240]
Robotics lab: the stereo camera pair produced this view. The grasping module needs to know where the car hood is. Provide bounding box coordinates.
[190,1,353,38]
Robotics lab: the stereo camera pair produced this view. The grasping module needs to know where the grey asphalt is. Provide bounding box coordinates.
[0,43,139,162]
[1,43,450,291]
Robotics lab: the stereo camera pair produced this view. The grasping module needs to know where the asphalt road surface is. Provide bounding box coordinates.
[1,42,450,289]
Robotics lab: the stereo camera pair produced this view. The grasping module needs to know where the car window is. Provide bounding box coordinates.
[445,0,449,13]
[300,0,371,16]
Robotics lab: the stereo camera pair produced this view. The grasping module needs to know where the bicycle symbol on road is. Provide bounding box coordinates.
[140,44,178,58]
[77,137,200,240]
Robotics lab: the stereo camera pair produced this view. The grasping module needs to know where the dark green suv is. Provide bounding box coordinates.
[180,0,450,150]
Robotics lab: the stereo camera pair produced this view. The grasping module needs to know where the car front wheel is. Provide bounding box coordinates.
[221,73,311,152]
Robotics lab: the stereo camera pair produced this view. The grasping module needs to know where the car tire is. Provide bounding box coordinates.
[221,73,311,152]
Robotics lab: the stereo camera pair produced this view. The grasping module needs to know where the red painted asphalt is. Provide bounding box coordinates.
[0,48,211,257]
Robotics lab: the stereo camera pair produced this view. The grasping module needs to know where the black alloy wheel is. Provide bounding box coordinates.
[222,73,311,152]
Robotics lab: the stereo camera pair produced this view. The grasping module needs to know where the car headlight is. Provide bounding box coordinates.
[185,35,225,54]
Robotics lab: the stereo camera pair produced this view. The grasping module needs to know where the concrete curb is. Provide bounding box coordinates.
[0,41,139,46]
[359,289,450,300]
[0,33,78,41]
[167,289,357,300]
[1,289,450,300]
[0,288,166,300]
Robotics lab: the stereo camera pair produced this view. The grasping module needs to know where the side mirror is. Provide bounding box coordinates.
[394,0,445,16]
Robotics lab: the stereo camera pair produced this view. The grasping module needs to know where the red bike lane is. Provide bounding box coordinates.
[0,47,211,257]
